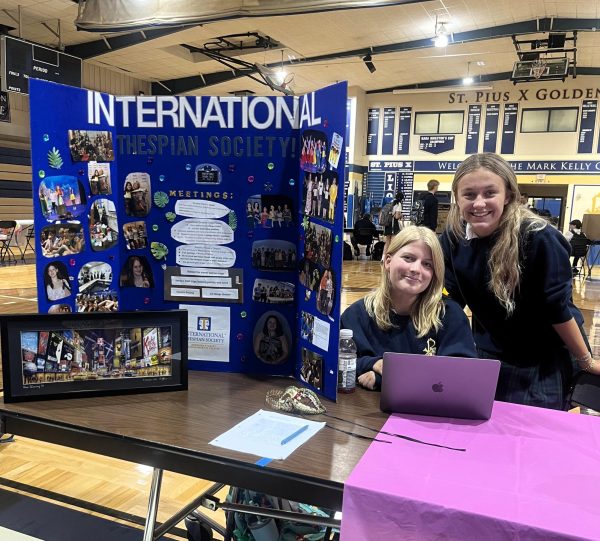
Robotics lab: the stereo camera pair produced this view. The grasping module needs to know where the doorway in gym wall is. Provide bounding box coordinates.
[518,184,568,230]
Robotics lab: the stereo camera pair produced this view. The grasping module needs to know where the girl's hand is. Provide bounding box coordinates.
[358,371,376,390]
[372,358,383,375]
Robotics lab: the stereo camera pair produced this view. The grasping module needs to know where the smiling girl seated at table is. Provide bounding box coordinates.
[341,226,477,390]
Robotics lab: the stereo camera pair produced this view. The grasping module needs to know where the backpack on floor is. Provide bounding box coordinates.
[371,241,385,261]
[228,488,331,541]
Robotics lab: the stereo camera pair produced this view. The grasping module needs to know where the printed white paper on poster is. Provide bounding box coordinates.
[181,268,229,277]
[301,311,330,352]
[175,199,230,219]
[176,245,236,267]
[202,288,239,300]
[328,132,343,169]
[165,266,243,304]
[171,218,234,245]
[171,276,233,288]
[171,287,201,297]
[312,318,330,352]
[182,304,230,362]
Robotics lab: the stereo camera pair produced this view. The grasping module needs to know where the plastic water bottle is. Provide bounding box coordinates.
[338,328,357,393]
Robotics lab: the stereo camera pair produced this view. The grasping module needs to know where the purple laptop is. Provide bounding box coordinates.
[380,353,501,420]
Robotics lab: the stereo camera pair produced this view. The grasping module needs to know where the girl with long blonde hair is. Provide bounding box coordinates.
[441,152,600,409]
[341,226,476,390]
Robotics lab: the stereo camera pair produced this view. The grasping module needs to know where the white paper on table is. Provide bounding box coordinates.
[209,410,325,460]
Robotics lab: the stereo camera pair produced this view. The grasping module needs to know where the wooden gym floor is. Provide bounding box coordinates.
[0,259,597,539]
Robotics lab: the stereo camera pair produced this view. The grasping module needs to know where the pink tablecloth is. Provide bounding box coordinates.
[341,401,600,540]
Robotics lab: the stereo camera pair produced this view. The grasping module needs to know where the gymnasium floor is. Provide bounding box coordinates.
[0,258,597,539]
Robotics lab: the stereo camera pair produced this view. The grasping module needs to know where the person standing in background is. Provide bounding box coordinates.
[422,179,440,232]
[380,192,405,257]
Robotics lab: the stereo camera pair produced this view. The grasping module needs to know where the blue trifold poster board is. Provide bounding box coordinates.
[29,79,347,401]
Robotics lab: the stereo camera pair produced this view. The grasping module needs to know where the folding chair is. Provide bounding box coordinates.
[570,235,590,278]
[569,371,600,413]
[0,220,17,263]
[353,227,378,259]
[19,224,35,261]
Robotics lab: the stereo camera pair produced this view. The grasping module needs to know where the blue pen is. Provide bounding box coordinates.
[281,424,309,445]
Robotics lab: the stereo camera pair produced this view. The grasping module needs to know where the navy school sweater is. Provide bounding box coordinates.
[440,224,584,366]
[340,298,477,390]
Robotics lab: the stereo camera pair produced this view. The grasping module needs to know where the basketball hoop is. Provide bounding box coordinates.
[531,58,547,79]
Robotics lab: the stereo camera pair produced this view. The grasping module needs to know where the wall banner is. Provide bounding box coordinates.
[371,159,600,174]
[366,107,380,155]
[500,103,518,155]
[419,135,455,155]
[368,160,413,172]
[483,104,500,153]
[381,107,396,155]
[465,104,481,155]
[396,107,412,155]
[579,100,597,154]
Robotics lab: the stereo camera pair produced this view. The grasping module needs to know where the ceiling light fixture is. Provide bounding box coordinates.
[363,53,376,73]
[433,15,450,48]
[462,61,474,85]
[275,49,287,85]
[433,33,448,48]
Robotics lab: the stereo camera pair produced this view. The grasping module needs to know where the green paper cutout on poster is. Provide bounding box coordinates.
[47,147,63,169]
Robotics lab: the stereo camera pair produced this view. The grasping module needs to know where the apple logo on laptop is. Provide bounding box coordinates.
[432,382,444,393]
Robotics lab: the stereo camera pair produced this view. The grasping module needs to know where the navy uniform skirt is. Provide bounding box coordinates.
[477,348,580,410]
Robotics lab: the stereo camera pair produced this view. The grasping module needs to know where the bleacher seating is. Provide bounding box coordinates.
[0,146,33,221]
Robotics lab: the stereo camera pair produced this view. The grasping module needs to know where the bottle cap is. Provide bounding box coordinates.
[340,328,353,339]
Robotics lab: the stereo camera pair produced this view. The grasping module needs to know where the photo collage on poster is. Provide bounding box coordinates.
[38,129,121,313]
[248,190,296,369]
[297,127,343,396]
[37,126,165,314]
[20,324,173,385]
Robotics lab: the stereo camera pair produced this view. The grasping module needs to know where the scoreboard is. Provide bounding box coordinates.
[1,35,82,94]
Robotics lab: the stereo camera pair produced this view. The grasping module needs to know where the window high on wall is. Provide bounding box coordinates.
[521,107,578,133]
[415,111,464,134]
